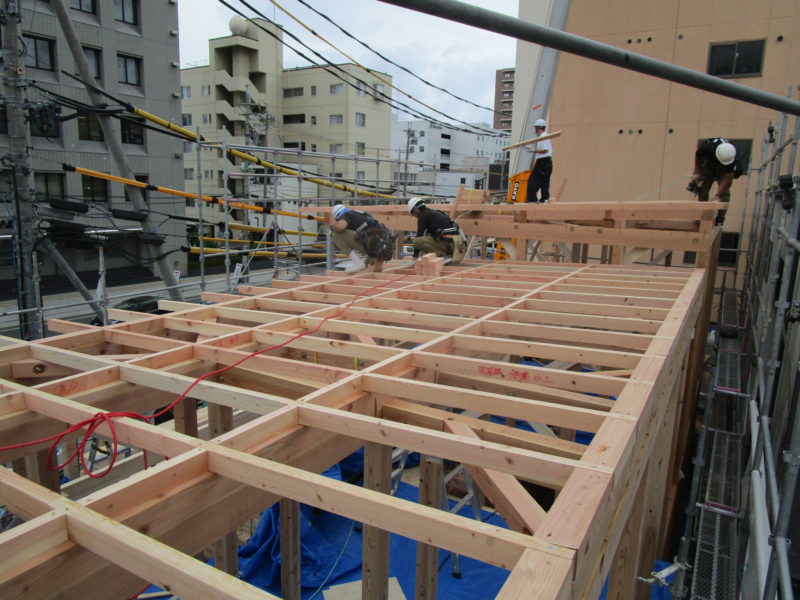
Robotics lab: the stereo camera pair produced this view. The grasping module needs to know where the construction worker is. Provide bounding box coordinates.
[689,138,737,225]
[524,118,553,203]
[407,197,467,263]
[330,204,394,273]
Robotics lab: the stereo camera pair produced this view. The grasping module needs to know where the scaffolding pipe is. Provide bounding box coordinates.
[762,361,800,599]
[376,0,800,116]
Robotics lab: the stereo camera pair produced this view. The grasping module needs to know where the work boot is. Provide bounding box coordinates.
[345,250,366,273]
[452,240,467,263]
[372,259,383,273]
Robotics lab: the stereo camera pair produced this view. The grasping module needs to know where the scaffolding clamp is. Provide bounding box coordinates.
[636,560,688,587]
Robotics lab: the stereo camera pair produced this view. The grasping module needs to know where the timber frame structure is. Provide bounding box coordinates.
[0,203,720,599]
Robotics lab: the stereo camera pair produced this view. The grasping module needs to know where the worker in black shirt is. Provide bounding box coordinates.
[690,138,736,225]
[331,204,371,273]
[407,197,467,263]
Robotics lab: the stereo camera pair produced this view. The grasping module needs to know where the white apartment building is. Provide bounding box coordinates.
[390,118,509,197]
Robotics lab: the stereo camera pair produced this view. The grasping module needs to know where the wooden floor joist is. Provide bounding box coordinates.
[0,253,710,599]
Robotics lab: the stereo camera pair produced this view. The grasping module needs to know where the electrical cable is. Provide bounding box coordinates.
[0,274,410,480]
[290,0,506,117]
[220,0,503,137]
[262,0,506,127]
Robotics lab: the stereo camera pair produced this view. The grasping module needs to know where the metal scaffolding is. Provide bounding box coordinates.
[680,97,800,599]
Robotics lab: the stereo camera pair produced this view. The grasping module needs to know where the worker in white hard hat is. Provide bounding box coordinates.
[407,197,467,263]
[330,204,395,273]
[690,138,738,225]
[523,118,553,203]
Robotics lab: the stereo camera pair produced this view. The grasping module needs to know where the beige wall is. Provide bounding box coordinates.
[544,0,800,248]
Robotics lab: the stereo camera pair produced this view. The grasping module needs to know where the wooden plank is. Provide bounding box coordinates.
[206,446,566,569]
[496,548,574,600]
[362,442,392,600]
[444,420,546,534]
[0,512,71,585]
[280,499,301,600]
[380,398,585,459]
[415,454,443,600]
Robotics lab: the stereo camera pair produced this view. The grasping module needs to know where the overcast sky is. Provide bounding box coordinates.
[177,0,519,126]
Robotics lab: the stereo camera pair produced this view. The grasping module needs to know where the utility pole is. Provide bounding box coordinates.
[51,0,183,300]
[403,125,412,197]
[2,0,44,339]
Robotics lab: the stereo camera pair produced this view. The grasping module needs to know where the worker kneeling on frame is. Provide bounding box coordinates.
[407,197,467,263]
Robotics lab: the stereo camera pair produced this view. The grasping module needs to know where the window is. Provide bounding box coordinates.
[504,70,513,78]
[183,140,194,154]
[34,173,64,201]
[83,47,101,79]
[708,40,765,77]
[683,251,697,265]
[460,178,467,184]
[441,134,451,140]
[181,86,191,99]
[355,112,366,127]
[121,117,144,144]
[283,114,305,124]
[0,108,7,134]
[117,54,141,85]
[357,171,365,182]
[440,163,450,171]
[356,82,366,96]
[184,168,195,180]
[330,83,343,95]
[124,175,148,203]
[204,169,212,179]
[440,148,450,157]
[82,174,108,203]
[355,142,365,155]
[331,172,343,179]
[78,114,104,141]
[330,114,343,126]
[502,91,511,98]
[409,146,415,153]
[310,115,317,125]
[718,232,740,267]
[283,141,306,150]
[503,81,513,87]
[419,146,424,152]
[70,0,96,13]
[329,144,343,154]
[310,85,316,96]
[201,84,211,96]
[374,83,385,97]
[202,113,212,124]
[310,144,317,152]
[283,87,303,98]
[181,113,192,126]
[23,35,54,71]
[114,0,138,25]
[419,131,425,138]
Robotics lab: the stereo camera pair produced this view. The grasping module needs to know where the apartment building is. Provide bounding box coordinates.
[390,118,509,197]
[180,17,393,236]
[493,67,515,131]
[0,0,187,285]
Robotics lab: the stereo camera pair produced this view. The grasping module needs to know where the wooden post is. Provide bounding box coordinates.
[280,498,301,600]
[415,455,443,600]
[362,442,392,600]
[209,403,238,575]
[174,397,199,438]
[25,449,61,493]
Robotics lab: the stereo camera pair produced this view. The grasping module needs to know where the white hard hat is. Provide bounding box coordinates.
[534,118,547,128]
[332,204,348,220]
[715,142,736,166]
[407,197,425,214]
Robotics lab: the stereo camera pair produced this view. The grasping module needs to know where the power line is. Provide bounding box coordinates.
[289,0,505,117]
[219,0,503,137]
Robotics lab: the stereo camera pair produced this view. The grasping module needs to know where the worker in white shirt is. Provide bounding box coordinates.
[524,118,553,203]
